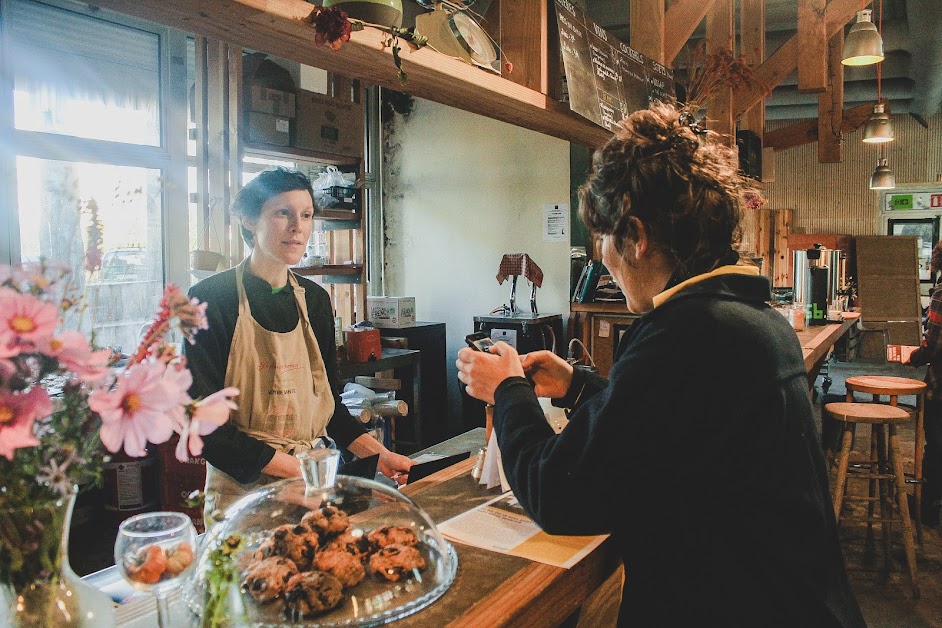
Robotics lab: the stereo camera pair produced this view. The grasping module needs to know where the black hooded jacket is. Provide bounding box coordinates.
[493,271,864,627]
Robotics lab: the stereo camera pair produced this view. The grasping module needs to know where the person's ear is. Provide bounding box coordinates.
[628,216,649,260]
[241,215,257,237]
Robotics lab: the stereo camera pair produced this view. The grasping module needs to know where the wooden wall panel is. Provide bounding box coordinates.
[765,111,942,236]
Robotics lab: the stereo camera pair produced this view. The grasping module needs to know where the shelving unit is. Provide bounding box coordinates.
[85,0,611,149]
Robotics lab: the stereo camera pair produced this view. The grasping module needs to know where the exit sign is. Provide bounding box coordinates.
[889,194,913,210]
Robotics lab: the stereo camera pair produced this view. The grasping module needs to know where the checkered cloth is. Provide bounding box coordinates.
[496,253,543,288]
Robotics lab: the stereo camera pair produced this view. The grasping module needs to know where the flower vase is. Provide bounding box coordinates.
[0,488,112,627]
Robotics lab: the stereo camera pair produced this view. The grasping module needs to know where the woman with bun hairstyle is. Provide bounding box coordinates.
[457,105,863,626]
[185,168,412,523]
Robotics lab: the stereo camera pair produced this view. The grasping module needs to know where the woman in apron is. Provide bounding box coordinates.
[185,168,412,523]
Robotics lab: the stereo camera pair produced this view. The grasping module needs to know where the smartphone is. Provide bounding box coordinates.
[465,331,496,352]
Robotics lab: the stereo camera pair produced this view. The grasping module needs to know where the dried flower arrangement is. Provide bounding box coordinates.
[680,39,766,118]
[307,6,428,85]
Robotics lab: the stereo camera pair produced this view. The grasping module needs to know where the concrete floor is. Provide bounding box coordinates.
[815,360,942,628]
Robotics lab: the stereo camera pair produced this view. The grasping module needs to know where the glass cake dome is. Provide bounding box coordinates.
[184,449,458,626]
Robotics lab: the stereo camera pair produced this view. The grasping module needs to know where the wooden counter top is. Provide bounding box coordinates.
[397,459,618,627]
[796,318,857,372]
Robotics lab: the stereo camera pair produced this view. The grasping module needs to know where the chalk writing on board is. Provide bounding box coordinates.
[555,0,674,130]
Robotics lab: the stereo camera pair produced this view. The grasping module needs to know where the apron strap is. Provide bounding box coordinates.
[243,428,336,456]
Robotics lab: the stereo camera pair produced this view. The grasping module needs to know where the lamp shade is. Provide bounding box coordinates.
[869,158,896,190]
[842,10,884,66]
[862,103,895,143]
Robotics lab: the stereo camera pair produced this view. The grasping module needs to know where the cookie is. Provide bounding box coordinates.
[313,548,366,588]
[367,525,419,549]
[325,529,371,561]
[241,557,299,603]
[269,523,320,571]
[283,571,344,620]
[301,505,350,538]
[368,544,426,582]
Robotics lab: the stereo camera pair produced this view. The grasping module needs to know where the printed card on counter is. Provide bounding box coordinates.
[886,344,919,363]
[437,492,608,569]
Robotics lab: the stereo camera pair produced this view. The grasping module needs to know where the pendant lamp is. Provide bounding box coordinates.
[862,103,895,143]
[842,10,884,66]
[869,157,895,190]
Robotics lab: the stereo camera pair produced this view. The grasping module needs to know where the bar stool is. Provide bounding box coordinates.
[845,375,927,543]
[826,401,918,598]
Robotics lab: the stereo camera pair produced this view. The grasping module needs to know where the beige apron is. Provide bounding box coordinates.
[204,260,335,524]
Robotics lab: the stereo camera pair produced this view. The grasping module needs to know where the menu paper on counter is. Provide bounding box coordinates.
[554,0,670,130]
[438,492,608,569]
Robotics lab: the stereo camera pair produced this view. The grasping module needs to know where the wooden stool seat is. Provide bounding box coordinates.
[844,375,926,396]
[825,402,910,424]
[826,401,919,598]
[845,375,928,545]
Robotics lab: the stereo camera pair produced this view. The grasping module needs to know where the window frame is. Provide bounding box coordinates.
[0,0,189,289]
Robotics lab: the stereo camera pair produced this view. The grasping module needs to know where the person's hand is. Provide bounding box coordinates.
[520,350,574,399]
[456,342,525,405]
[378,449,413,486]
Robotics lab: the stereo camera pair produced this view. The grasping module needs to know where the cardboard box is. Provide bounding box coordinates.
[294,89,364,157]
[367,297,416,328]
[247,111,291,146]
[247,84,296,117]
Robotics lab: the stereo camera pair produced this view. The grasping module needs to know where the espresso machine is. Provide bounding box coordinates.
[793,244,847,326]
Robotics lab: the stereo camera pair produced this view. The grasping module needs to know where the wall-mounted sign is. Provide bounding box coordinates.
[554,0,674,131]
[886,192,942,211]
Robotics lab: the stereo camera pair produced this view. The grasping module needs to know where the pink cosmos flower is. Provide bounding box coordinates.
[37,331,112,383]
[175,387,237,462]
[89,361,176,457]
[0,386,52,460]
[0,289,58,350]
[161,361,193,431]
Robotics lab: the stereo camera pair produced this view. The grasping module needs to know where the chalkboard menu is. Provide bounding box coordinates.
[555,0,675,131]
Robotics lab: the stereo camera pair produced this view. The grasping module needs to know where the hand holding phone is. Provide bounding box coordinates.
[465,332,496,352]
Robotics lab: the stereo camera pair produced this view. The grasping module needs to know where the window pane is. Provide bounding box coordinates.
[16,157,164,354]
[9,0,161,145]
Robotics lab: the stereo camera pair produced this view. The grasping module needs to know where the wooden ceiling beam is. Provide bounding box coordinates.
[818,30,845,163]
[733,0,862,119]
[88,0,612,148]
[705,0,734,144]
[765,102,881,151]
[797,0,828,93]
[631,0,665,64]
[739,0,765,139]
[662,0,715,65]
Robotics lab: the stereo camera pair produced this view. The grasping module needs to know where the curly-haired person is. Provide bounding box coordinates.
[905,239,942,527]
[457,105,864,627]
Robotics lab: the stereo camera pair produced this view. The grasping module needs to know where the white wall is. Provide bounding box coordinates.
[382,98,571,433]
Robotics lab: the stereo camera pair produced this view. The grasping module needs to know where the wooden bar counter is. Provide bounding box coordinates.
[795,315,858,385]
[396,458,620,626]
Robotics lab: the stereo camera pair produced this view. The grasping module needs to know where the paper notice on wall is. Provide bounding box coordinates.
[543,203,568,242]
[437,491,608,569]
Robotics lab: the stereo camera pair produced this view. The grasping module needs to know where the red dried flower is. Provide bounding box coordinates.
[309,6,353,51]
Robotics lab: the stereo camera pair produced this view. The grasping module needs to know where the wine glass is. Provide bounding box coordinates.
[114,511,197,628]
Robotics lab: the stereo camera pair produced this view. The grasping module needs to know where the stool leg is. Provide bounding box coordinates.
[834,426,854,523]
[889,424,920,599]
[867,426,879,546]
[915,393,925,545]
[875,425,893,573]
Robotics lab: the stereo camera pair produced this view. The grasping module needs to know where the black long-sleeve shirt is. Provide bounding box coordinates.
[184,267,364,483]
[494,271,864,627]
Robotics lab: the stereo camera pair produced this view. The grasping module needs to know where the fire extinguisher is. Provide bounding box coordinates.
[101,444,159,528]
